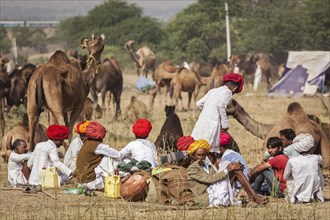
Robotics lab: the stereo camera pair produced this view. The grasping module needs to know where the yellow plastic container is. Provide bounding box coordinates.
[41,167,59,189]
[104,175,121,198]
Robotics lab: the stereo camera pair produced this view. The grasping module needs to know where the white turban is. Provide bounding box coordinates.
[292,133,314,153]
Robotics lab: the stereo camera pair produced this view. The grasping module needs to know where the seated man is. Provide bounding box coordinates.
[263,128,299,160]
[249,137,289,198]
[187,139,267,207]
[8,139,32,187]
[76,121,121,190]
[284,134,324,203]
[120,118,158,167]
[64,121,90,171]
[28,125,73,186]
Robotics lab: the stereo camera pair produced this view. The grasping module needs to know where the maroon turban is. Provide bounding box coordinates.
[47,125,70,140]
[86,122,106,140]
[132,119,152,138]
[220,132,231,146]
[176,136,195,151]
[223,73,244,93]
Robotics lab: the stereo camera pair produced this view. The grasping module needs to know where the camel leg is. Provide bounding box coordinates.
[320,131,330,168]
[113,92,121,118]
[28,113,39,152]
[90,87,99,110]
[68,102,85,141]
[187,92,193,111]
[101,88,107,113]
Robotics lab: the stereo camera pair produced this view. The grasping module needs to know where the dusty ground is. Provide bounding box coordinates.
[0,71,329,219]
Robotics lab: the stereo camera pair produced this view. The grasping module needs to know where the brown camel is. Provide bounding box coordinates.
[0,114,47,162]
[90,56,123,117]
[125,40,156,78]
[226,99,330,168]
[7,63,37,110]
[122,96,148,122]
[27,34,105,151]
[203,63,230,94]
[170,67,206,111]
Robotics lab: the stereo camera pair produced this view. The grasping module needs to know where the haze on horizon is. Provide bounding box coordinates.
[0,0,197,21]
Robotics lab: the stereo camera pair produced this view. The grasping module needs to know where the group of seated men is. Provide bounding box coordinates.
[7,118,324,206]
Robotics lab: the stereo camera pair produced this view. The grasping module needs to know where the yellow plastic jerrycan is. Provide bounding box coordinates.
[41,167,59,189]
[104,175,121,198]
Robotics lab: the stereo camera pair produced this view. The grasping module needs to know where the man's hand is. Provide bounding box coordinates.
[226,162,243,172]
[221,128,229,132]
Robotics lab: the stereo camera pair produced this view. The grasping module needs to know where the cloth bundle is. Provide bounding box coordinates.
[292,133,314,153]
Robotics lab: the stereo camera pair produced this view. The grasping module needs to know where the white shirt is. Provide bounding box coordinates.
[8,152,32,187]
[191,86,232,152]
[284,154,324,203]
[120,139,158,167]
[63,136,83,171]
[27,140,72,185]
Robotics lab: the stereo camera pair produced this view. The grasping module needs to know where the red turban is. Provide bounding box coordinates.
[47,125,70,140]
[223,73,244,93]
[220,132,231,146]
[176,136,195,151]
[132,119,152,138]
[86,122,106,140]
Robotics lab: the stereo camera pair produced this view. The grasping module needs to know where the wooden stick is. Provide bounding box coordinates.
[42,190,58,200]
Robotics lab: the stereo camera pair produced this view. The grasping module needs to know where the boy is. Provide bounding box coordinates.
[8,139,31,187]
[249,137,289,198]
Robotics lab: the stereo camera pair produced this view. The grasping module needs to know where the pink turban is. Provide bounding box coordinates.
[220,132,231,146]
[132,119,152,138]
[86,122,106,140]
[47,125,70,140]
[176,136,195,151]
[223,73,244,93]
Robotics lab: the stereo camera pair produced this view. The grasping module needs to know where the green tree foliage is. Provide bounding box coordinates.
[0,27,11,53]
[57,0,165,49]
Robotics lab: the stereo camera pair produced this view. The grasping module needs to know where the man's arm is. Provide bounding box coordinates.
[49,145,72,176]
[248,162,272,179]
[283,160,292,180]
[95,143,121,159]
[218,90,232,130]
[187,163,227,184]
[10,152,32,163]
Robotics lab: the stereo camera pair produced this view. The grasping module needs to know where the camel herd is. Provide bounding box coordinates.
[0,35,329,168]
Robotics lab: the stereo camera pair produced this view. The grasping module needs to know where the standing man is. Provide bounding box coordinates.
[191,73,244,153]
[28,125,73,186]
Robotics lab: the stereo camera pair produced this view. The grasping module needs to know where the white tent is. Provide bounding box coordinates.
[285,51,330,95]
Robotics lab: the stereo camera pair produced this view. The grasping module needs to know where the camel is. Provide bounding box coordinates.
[0,55,10,107]
[226,99,330,168]
[27,34,105,151]
[154,105,183,152]
[125,40,156,78]
[170,67,206,111]
[203,63,230,94]
[0,91,5,138]
[189,57,219,77]
[6,64,37,110]
[89,57,123,117]
[0,114,47,162]
[122,96,148,122]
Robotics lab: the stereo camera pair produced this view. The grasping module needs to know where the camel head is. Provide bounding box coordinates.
[0,55,9,70]
[125,40,135,51]
[80,34,105,57]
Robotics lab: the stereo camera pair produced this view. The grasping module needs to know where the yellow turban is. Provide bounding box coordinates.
[74,120,91,134]
[187,139,211,155]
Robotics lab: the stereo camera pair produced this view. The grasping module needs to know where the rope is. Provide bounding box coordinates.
[87,55,100,74]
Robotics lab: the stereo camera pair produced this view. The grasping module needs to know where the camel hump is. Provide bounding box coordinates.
[48,50,70,66]
[287,102,304,115]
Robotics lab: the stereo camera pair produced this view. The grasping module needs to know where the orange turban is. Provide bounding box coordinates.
[74,120,91,134]
[86,122,106,140]
[132,119,152,138]
[219,132,231,146]
[176,136,195,151]
[223,73,244,93]
[187,139,211,155]
[47,125,70,140]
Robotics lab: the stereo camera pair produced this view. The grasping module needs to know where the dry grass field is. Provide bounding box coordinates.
[0,71,329,219]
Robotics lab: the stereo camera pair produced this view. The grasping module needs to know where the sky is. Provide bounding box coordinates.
[0,0,197,21]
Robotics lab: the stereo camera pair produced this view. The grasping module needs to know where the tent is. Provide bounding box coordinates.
[268,51,330,97]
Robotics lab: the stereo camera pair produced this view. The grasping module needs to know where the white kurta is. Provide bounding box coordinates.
[27,140,72,185]
[8,152,32,187]
[284,154,324,203]
[191,86,232,153]
[207,160,234,207]
[63,136,83,171]
[120,139,158,167]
